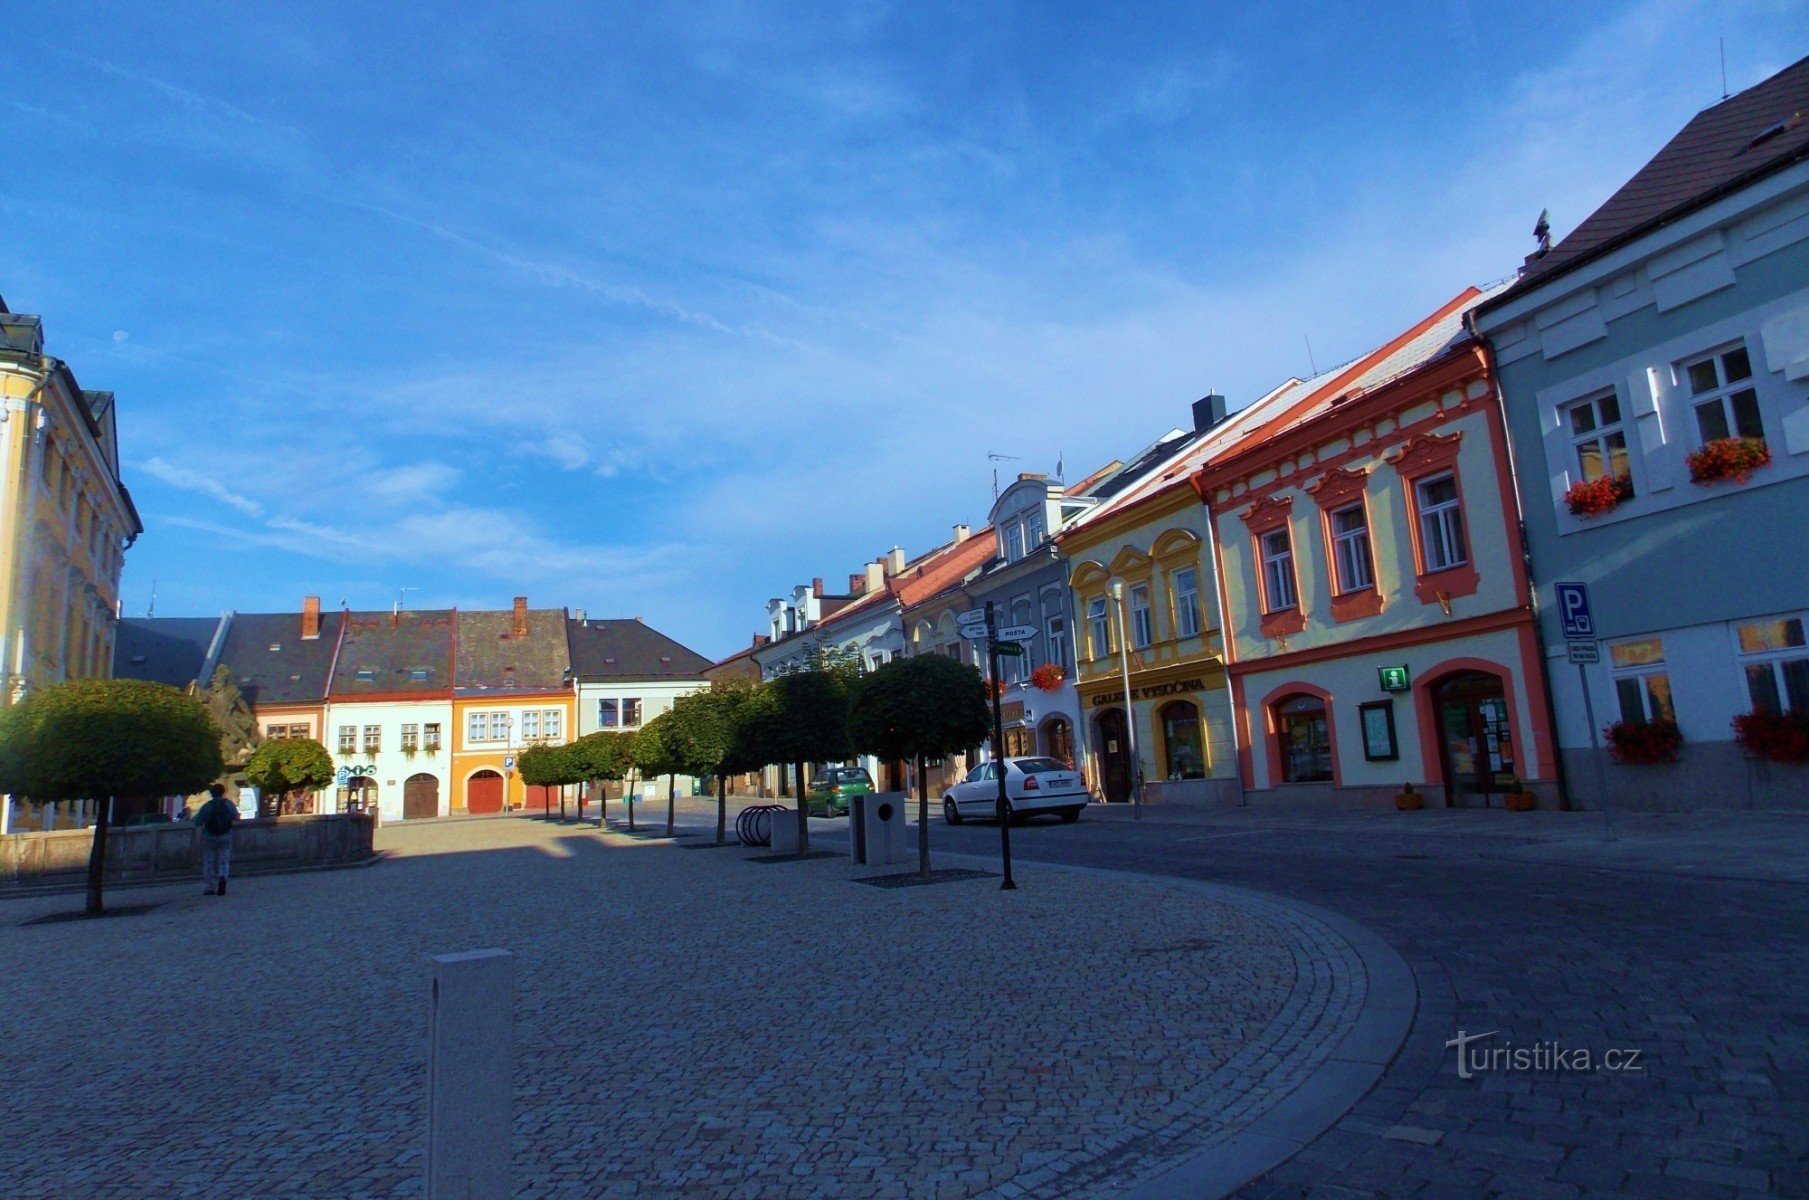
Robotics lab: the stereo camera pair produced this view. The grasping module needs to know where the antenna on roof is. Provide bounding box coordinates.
[1304,336,1318,376]
[1719,37,1729,100]
[1056,450,1064,481]
[146,580,156,619]
[395,586,418,614]
[987,451,1020,500]
[1533,208,1552,258]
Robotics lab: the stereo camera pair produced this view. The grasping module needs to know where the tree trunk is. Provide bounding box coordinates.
[794,761,809,853]
[626,770,637,831]
[917,752,931,881]
[665,774,676,837]
[716,774,728,845]
[85,797,111,917]
[560,784,567,823]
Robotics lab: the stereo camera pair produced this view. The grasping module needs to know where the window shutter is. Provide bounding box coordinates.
[1627,367,1675,492]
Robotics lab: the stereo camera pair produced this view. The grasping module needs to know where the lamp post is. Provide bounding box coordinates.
[499,714,515,812]
[1110,580,1142,820]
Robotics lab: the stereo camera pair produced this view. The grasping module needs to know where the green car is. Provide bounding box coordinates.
[806,766,873,817]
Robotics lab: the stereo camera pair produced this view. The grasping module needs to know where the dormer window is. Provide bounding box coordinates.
[1004,524,1024,562]
[1026,511,1045,549]
[409,668,430,682]
[355,667,376,683]
[269,643,281,652]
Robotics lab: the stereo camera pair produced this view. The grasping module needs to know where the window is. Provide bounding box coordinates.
[1567,391,1632,488]
[521,710,540,740]
[401,723,420,751]
[1048,615,1070,671]
[424,722,442,750]
[362,724,381,753]
[337,725,356,753]
[1130,585,1153,648]
[1260,528,1297,612]
[1683,343,1763,443]
[1415,473,1468,571]
[1004,524,1024,562]
[266,725,286,740]
[1173,567,1201,638]
[284,724,308,739]
[1609,638,1674,725]
[599,698,619,727]
[545,710,562,740]
[1329,504,1374,593]
[1025,511,1045,550]
[623,698,643,727]
[1160,701,1205,779]
[1736,616,1809,713]
[1087,597,1112,658]
[1276,694,1333,783]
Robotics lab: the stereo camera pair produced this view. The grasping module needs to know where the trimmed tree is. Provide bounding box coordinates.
[634,713,688,837]
[759,663,856,853]
[517,742,576,819]
[242,737,335,816]
[0,679,224,915]
[850,655,991,880]
[565,731,632,826]
[666,682,751,845]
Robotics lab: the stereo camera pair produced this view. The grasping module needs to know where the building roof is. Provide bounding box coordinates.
[567,617,713,679]
[1487,54,1809,307]
[454,608,572,695]
[216,610,347,707]
[329,610,456,699]
[113,617,222,690]
[892,529,997,610]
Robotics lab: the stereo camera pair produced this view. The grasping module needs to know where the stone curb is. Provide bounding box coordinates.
[0,850,385,902]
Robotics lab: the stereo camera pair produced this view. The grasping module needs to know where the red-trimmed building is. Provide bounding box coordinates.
[1193,286,1561,808]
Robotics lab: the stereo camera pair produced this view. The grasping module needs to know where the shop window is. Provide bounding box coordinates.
[1160,700,1205,779]
[1004,726,1034,757]
[1736,615,1809,713]
[1275,694,1333,783]
[1682,343,1763,444]
[1608,638,1674,724]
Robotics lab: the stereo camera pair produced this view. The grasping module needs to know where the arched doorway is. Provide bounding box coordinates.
[1159,700,1206,780]
[1430,671,1515,802]
[1040,716,1074,768]
[1093,707,1133,803]
[403,774,440,820]
[1273,694,1334,783]
[466,770,505,815]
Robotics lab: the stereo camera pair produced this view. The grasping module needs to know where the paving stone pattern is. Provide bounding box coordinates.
[0,817,1363,1199]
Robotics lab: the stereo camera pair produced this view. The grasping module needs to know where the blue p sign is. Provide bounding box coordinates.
[1555,582,1594,639]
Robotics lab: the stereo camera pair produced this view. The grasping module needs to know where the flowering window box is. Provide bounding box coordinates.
[1732,709,1809,764]
[1686,437,1771,485]
[1029,664,1065,692]
[1564,474,1633,518]
[1604,718,1682,764]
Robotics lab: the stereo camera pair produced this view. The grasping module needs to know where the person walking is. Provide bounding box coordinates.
[193,783,239,896]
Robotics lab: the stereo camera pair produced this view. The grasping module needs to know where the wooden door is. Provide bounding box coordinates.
[403,774,440,820]
[1094,708,1132,803]
[466,770,504,815]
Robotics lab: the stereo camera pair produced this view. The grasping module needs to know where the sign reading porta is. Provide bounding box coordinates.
[1377,665,1411,693]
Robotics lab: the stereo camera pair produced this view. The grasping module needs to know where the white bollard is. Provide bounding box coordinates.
[426,948,514,1200]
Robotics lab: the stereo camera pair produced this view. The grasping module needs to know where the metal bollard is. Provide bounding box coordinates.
[426,948,514,1200]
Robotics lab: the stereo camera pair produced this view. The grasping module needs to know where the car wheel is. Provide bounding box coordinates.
[944,799,962,825]
[1060,807,1081,823]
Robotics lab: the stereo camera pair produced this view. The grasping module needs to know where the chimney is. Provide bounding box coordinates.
[572,608,586,624]
[849,572,866,595]
[1192,393,1228,433]
[952,524,970,542]
[885,546,906,576]
[865,560,885,591]
[512,596,529,637]
[812,577,824,597]
[301,595,320,640]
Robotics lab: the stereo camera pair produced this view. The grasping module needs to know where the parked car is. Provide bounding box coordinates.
[806,766,873,817]
[943,757,1087,824]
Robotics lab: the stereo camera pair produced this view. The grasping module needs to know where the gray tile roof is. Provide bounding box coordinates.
[329,610,455,698]
[567,618,712,679]
[216,610,345,707]
[454,609,572,695]
[113,617,222,690]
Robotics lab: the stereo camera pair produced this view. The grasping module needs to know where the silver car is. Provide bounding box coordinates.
[943,757,1088,825]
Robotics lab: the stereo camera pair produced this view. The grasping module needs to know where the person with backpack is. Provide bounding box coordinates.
[193,783,239,896]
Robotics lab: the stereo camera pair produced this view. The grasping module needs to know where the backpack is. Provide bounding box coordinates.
[203,800,235,836]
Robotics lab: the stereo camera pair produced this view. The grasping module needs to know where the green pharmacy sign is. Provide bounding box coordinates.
[1377,665,1411,693]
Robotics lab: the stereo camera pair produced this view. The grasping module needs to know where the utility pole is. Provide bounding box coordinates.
[984,600,1016,890]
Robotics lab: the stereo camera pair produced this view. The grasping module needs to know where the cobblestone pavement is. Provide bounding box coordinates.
[929,805,1809,1198]
[0,817,1372,1198]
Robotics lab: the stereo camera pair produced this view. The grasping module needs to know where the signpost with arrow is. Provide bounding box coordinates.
[978,601,1018,890]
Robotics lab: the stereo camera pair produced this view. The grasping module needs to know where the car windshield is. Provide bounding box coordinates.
[829,769,871,783]
[1013,758,1071,774]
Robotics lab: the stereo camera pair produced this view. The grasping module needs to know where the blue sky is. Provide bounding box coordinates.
[4,1,1803,659]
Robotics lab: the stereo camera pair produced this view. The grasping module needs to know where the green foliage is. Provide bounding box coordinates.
[665,684,749,779]
[564,731,631,783]
[632,712,685,778]
[242,737,335,798]
[517,742,576,787]
[744,667,851,768]
[0,678,225,802]
[199,664,261,770]
[849,655,991,764]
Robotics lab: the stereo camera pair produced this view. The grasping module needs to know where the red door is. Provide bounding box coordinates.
[525,784,559,814]
[467,770,504,815]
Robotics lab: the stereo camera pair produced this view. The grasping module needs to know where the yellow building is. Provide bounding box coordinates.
[450,600,578,815]
[1,297,142,831]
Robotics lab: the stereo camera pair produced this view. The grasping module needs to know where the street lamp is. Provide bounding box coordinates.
[499,713,515,811]
[1109,580,1142,821]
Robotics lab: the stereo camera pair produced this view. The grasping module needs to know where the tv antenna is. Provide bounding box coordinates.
[1304,335,1319,376]
[1719,38,1729,100]
[146,580,156,619]
[987,451,1020,499]
[395,586,419,614]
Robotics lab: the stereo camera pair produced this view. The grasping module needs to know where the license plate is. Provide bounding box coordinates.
[1046,776,1073,788]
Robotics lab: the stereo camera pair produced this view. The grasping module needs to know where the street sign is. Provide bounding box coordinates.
[1566,640,1599,665]
[995,642,1025,657]
[956,609,988,627]
[959,626,991,640]
[503,756,516,770]
[1377,665,1411,692]
[1555,582,1594,639]
[996,624,1038,641]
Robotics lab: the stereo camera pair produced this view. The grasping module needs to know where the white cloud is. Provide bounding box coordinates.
[139,456,264,518]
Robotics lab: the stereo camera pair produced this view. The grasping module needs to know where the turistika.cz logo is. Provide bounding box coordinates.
[1445,1030,1644,1080]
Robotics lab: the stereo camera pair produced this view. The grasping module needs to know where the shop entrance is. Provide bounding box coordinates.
[1093,707,1133,803]
[1431,671,1516,802]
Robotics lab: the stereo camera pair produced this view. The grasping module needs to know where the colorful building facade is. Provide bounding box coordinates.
[452,599,577,816]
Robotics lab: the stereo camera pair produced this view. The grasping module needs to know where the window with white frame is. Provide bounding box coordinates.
[1736,615,1809,713]
[467,712,485,743]
[1048,615,1070,670]
[1004,524,1024,562]
[401,723,420,751]
[521,710,540,740]
[598,698,619,727]
[1329,504,1374,593]
[1173,567,1201,638]
[1260,527,1297,612]
[622,698,643,727]
[1567,391,1633,486]
[1608,638,1674,724]
[1025,510,1045,549]
[545,709,562,740]
[1683,343,1763,444]
[1415,474,1468,571]
[362,724,380,753]
[424,722,442,750]
[1087,597,1112,657]
[1130,584,1153,648]
[337,725,356,753]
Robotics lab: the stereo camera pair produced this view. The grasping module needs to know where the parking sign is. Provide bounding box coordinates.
[1555,582,1594,639]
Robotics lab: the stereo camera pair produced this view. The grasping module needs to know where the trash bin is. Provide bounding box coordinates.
[850,792,909,867]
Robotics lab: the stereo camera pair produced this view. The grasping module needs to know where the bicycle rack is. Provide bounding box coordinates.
[735,804,789,847]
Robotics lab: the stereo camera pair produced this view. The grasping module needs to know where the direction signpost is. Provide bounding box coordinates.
[979,600,1017,891]
[1556,582,1614,843]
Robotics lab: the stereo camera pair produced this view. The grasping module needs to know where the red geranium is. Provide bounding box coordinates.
[1686,437,1771,485]
[1564,474,1633,517]
[1603,718,1681,764]
[1732,709,1809,763]
[986,678,1008,700]
[1029,664,1065,692]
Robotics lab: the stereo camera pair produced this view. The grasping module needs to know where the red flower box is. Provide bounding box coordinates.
[986,678,1008,701]
[1564,474,1633,517]
[1686,437,1771,485]
[1029,664,1065,692]
[1603,718,1682,764]
[1732,709,1809,764]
